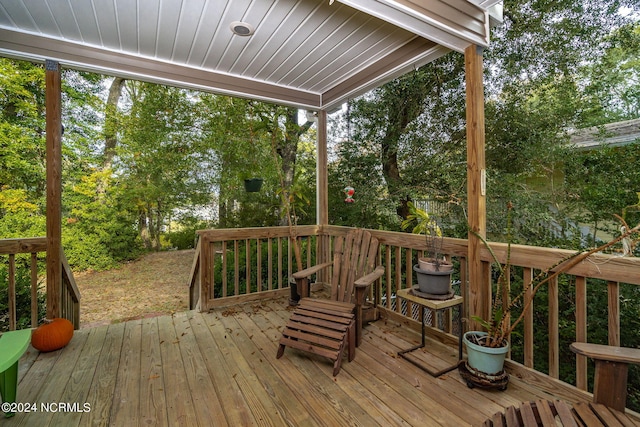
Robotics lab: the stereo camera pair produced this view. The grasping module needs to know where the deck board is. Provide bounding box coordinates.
[157,314,199,426]
[139,317,168,427]
[11,294,640,426]
[111,319,142,426]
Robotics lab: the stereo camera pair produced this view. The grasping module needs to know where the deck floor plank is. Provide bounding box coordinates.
[11,294,640,427]
[81,322,126,427]
[364,320,507,421]
[138,316,168,427]
[50,325,107,427]
[217,313,292,426]
[156,314,198,426]
[175,311,229,426]
[110,319,143,427]
[187,307,258,426]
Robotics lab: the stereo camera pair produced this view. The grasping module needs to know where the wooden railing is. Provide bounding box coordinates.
[189,224,640,402]
[0,237,81,330]
[191,225,322,311]
[481,240,640,392]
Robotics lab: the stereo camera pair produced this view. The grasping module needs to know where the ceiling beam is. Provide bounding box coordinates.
[337,0,488,52]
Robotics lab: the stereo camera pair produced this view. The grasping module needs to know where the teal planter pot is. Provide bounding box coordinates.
[463,331,509,375]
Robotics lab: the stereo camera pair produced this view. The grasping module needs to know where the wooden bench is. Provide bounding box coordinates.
[482,399,638,426]
[0,329,31,418]
[570,342,640,413]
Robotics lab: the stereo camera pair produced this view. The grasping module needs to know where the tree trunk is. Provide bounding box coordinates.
[276,107,313,226]
[139,210,151,249]
[381,90,421,219]
[104,77,125,169]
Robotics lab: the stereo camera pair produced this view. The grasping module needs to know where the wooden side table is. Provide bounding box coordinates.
[396,288,463,377]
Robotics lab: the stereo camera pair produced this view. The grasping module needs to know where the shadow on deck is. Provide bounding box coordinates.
[9,295,638,426]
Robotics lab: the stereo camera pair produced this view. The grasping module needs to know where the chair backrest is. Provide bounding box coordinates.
[330,228,380,304]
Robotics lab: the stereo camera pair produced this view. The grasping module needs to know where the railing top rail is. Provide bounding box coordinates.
[480,241,640,285]
[194,225,638,284]
[0,237,47,255]
[197,225,319,241]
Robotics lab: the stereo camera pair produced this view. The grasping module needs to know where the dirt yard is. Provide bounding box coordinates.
[75,249,195,329]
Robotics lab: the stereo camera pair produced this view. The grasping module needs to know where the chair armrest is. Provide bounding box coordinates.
[292,262,333,280]
[570,342,640,365]
[354,266,385,288]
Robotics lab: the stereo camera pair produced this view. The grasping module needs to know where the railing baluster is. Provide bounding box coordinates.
[575,276,587,390]
[385,246,392,310]
[287,237,292,281]
[395,246,402,314]
[222,241,228,298]
[234,240,239,296]
[459,257,468,334]
[405,247,413,317]
[608,281,620,346]
[548,275,559,378]
[31,252,38,327]
[267,238,273,291]
[257,238,262,292]
[246,239,251,294]
[277,237,283,289]
[523,267,534,368]
[8,253,16,330]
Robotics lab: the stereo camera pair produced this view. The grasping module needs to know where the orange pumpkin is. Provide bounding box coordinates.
[31,318,74,352]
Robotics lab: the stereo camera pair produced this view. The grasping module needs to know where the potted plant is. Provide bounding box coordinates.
[402,202,454,296]
[463,203,640,381]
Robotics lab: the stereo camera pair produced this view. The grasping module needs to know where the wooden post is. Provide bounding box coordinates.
[317,109,328,228]
[46,59,63,320]
[316,110,330,283]
[465,45,487,330]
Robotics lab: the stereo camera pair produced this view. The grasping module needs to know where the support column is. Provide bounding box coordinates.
[465,45,488,331]
[316,109,328,227]
[316,110,330,283]
[46,60,63,320]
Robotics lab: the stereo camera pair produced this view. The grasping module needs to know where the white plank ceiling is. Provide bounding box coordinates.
[0,0,500,110]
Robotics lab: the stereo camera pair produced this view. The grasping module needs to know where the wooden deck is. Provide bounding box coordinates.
[8,295,639,426]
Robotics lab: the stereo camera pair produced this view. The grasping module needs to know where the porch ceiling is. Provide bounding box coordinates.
[0,0,500,111]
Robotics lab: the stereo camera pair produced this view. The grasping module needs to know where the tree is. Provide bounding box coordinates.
[0,58,46,200]
[118,82,213,250]
[578,22,640,125]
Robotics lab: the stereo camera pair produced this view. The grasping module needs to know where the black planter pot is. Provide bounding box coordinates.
[244,178,263,192]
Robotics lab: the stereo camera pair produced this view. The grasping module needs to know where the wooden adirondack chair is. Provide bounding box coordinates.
[276,228,385,376]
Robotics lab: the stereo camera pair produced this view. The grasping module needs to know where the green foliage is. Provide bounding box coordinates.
[564,142,640,239]
[578,22,640,125]
[212,237,316,297]
[165,218,209,250]
[63,170,142,270]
